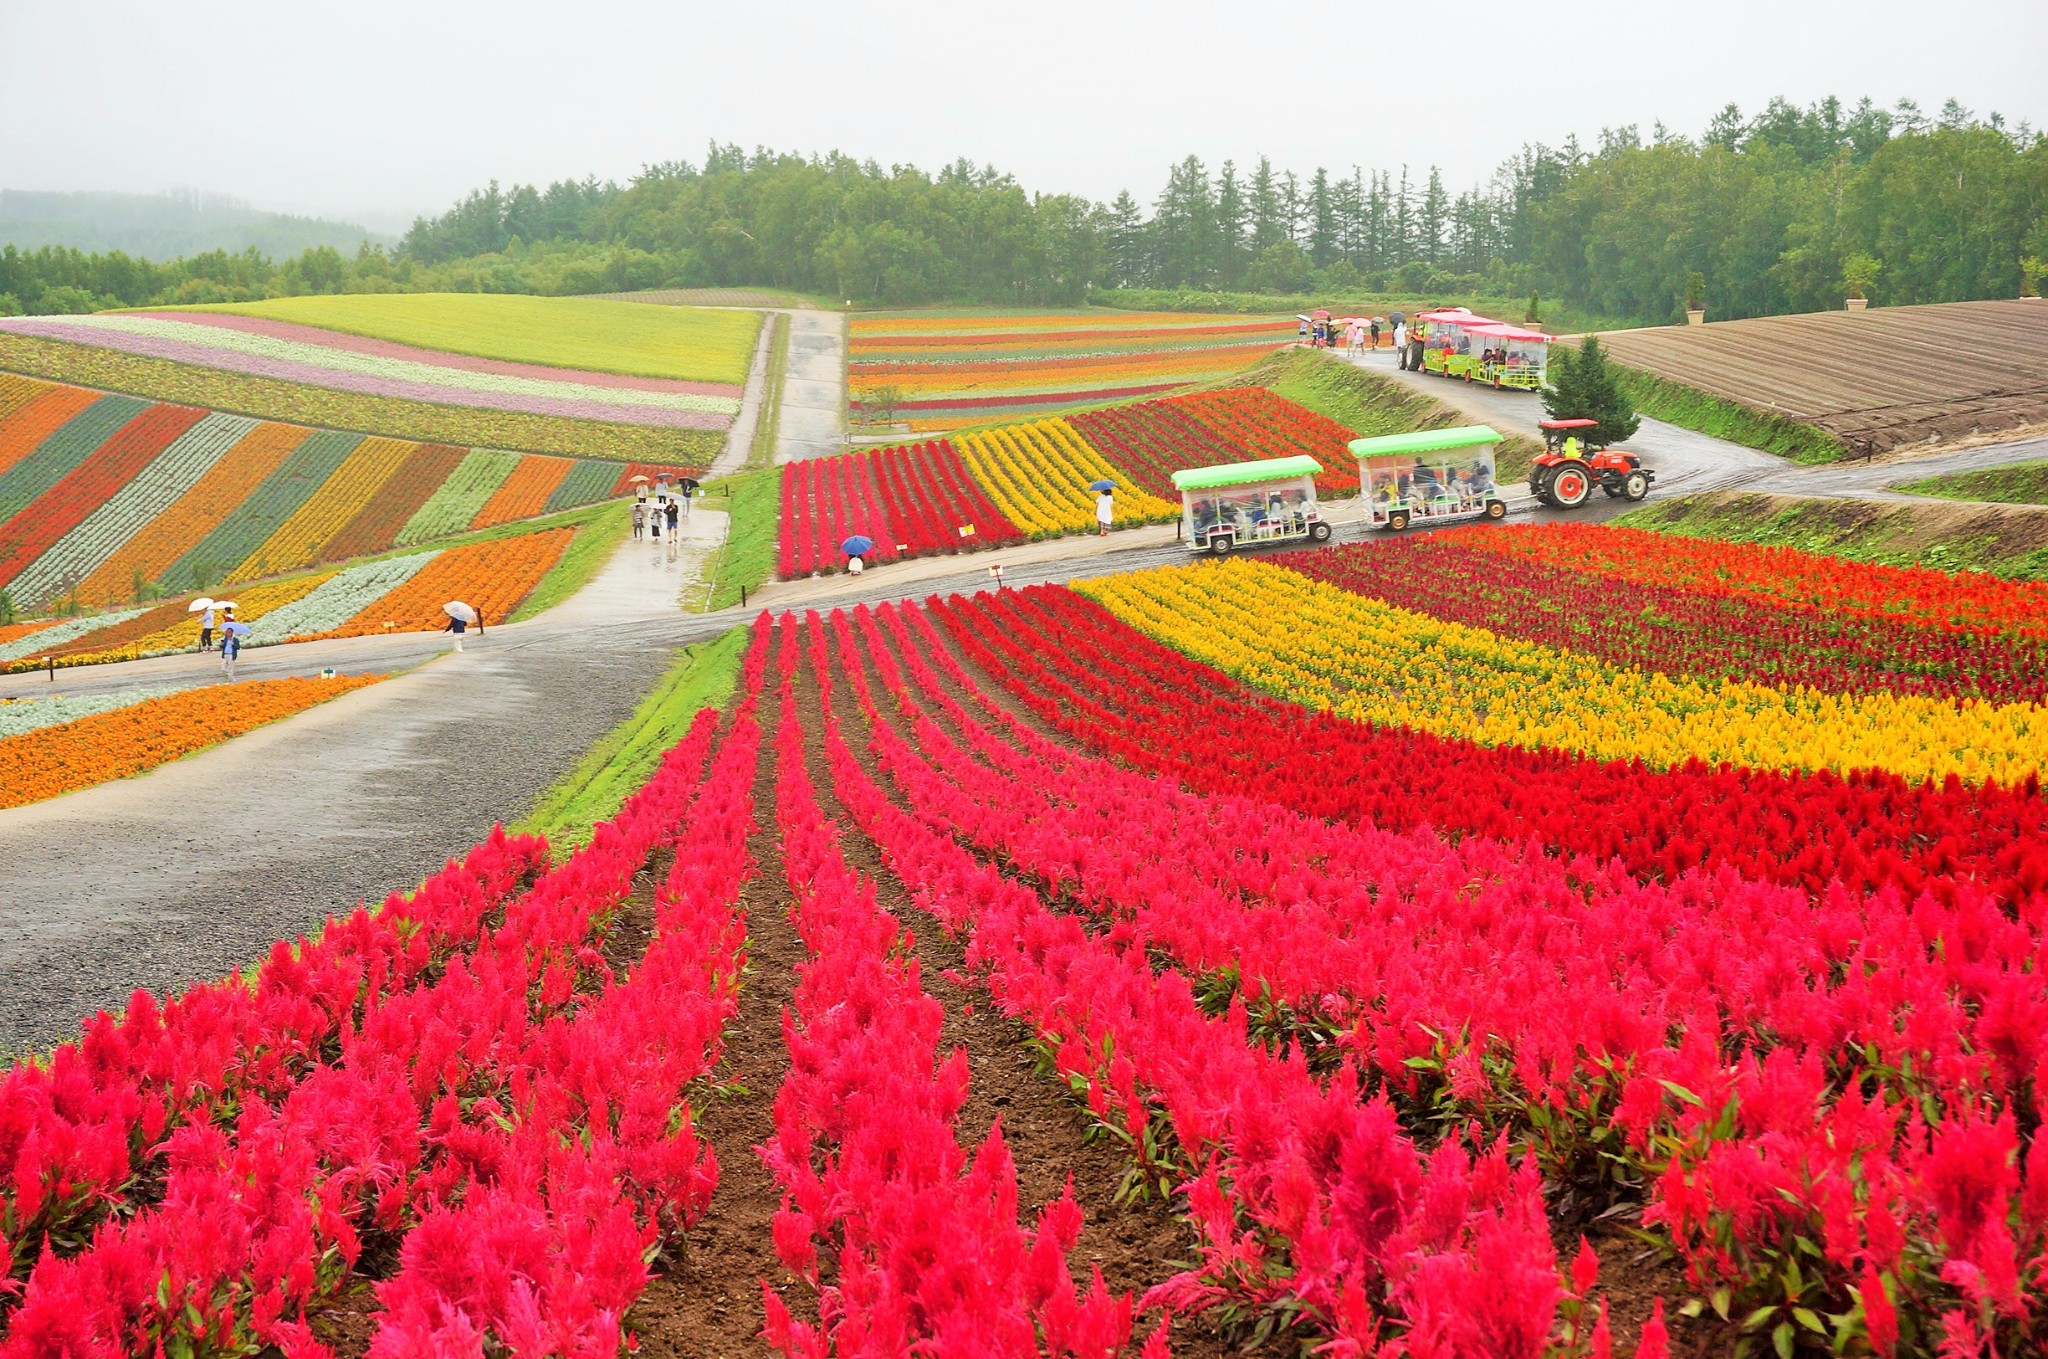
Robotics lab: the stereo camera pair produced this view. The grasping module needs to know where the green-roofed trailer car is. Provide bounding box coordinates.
[1349,425,1508,532]
[1170,455,1332,555]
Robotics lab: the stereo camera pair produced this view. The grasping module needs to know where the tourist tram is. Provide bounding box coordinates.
[1173,455,1333,554]
[1416,309,1553,389]
[1352,425,1509,531]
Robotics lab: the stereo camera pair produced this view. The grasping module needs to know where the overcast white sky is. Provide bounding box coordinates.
[3,0,2041,231]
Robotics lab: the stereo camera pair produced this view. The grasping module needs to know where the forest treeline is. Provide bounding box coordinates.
[2,97,2043,326]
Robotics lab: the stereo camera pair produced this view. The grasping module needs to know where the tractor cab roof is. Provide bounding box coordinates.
[1539,418,1599,430]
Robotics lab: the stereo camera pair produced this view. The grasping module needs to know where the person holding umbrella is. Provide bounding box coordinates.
[1089,479,1116,536]
[631,500,645,540]
[220,619,250,681]
[191,597,217,652]
[442,601,481,651]
[841,534,874,575]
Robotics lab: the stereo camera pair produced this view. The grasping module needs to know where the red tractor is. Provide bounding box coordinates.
[1530,418,1653,509]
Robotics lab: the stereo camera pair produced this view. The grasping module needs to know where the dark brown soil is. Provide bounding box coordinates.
[630,688,806,1359]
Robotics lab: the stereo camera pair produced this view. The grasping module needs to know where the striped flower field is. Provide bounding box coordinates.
[0,314,741,430]
[780,384,1356,574]
[0,374,681,610]
[846,309,1296,432]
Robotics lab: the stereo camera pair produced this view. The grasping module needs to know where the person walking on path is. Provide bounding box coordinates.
[1370,318,1382,351]
[1394,321,1408,369]
[665,498,680,536]
[1096,488,1114,537]
[220,628,240,681]
[442,609,481,652]
[197,602,216,653]
[631,501,645,540]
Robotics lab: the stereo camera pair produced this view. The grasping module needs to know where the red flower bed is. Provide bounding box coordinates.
[1288,535,2048,702]
[1069,387,1356,499]
[0,402,205,583]
[930,585,2048,914]
[777,440,1022,577]
[1463,522,2048,639]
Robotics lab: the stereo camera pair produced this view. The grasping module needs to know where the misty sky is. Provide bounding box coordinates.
[4,0,2042,233]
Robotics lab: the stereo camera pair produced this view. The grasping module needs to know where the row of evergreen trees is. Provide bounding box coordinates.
[3,97,2043,325]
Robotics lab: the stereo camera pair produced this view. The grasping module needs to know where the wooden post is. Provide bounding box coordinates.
[45,655,54,682]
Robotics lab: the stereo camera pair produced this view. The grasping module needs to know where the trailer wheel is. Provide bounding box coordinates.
[1549,466,1593,508]
[1207,534,1234,555]
[1387,511,1410,532]
[1485,499,1507,520]
[1309,521,1333,542]
[1623,469,1651,501]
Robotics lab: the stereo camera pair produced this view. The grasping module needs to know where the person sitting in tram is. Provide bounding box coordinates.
[1410,457,1438,494]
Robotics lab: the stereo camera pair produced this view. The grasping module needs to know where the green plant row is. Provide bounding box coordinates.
[1604,361,1847,464]
[1891,458,2048,506]
[0,332,722,465]
[512,625,748,851]
[691,465,781,612]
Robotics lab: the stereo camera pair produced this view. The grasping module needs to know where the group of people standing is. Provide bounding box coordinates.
[631,495,683,544]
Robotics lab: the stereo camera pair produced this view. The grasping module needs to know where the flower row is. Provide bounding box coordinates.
[776,439,1024,577]
[0,374,634,610]
[1290,534,2048,702]
[0,316,739,428]
[1074,557,2048,785]
[0,328,723,464]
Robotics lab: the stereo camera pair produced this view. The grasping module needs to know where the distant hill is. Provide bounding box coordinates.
[0,190,393,260]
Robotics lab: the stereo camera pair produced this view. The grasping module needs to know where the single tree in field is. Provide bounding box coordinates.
[1542,336,1640,447]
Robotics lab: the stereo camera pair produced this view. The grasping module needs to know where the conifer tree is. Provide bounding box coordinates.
[1541,336,1641,446]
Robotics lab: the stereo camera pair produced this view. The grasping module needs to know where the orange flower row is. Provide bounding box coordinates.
[297,529,573,641]
[0,673,381,810]
[0,382,101,479]
[470,456,574,530]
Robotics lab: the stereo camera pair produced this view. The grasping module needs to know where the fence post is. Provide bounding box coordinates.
[46,655,54,682]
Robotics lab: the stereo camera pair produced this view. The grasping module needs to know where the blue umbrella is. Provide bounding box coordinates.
[841,535,875,557]
[223,621,252,638]
[1088,479,1116,493]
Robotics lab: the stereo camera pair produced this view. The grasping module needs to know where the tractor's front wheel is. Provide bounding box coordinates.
[1623,470,1651,501]
[1549,466,1594,509]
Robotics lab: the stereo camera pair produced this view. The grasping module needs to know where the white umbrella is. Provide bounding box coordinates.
[212,600,238,612]
[186,596,215,613]
[443,601,478,624]
[628,474,652,484]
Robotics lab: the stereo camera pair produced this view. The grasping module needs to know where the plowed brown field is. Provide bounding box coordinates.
[1597,298,2048,454]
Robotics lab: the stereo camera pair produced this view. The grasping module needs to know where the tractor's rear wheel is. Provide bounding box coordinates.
[1549,466,1594,509]
[1623,470,1651,501]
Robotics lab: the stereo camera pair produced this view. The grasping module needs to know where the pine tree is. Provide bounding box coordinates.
[1541,337,1641,447]
[1106,191,1146,288]
[1419,167,1449,265]
[1216,161,1248,286]
[1248,156,1285,251]
[1308,168,1337,266]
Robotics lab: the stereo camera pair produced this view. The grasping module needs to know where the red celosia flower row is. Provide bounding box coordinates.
[777,440,1022,578]
[1461,522,2048,640]
[759,616,1132,1355]
[0,639,768,1355]
[934,586,2048,914]
[800,607,1567,1356]
[1067,388,1356,500]
[1286,535,2048,703]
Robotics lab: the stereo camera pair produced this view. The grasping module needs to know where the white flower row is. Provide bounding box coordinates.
[0,608,150,664]
[0,684,183,739]
[246,550,440,645]
[7,414,259,611]
[60,316,742,416]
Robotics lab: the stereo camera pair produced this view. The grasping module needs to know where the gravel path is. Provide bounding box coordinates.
[773,310,846,463]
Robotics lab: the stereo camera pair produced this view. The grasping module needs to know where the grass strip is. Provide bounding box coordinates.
[512,626,747,851]
[1892,459,2048,505]
[507,499,632,621]
[749,313,790,468]
[690,465,781,612]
